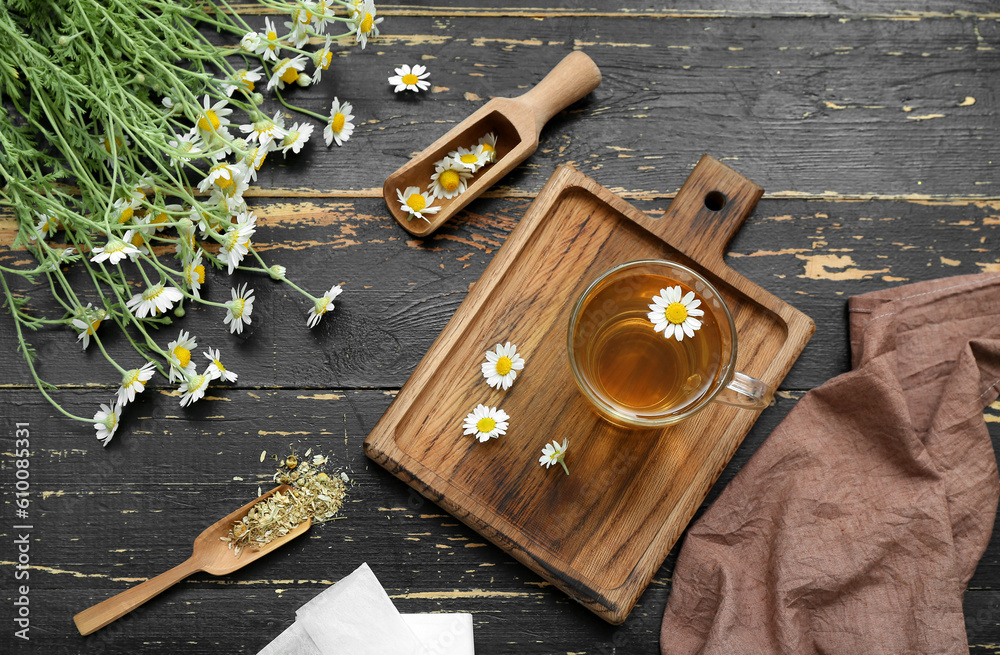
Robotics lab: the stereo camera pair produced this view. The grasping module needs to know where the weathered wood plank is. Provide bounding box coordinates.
[184,14,1000,199]
[2,197,996,390]
[0,388,997,653]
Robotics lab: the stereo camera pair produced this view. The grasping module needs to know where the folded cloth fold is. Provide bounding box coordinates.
[660,273,1000,654]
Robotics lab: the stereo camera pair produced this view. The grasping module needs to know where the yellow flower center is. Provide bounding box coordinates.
[405,193,426,213]
[152,212,169,226]
[460,153,478,165]
[188,264,205,284]
[360,13,373,33]
[267,30,277,47]
[103,136,123,153]
[214,359,226,373]
[495,356,512,376]
[664,302,688,325]
[173,345,191,368]
[439,169,460,191]
[87,319,101,335]
[481,142,495,156]
[130,232,145,248]
[476,417,496,434]
[236,72,255,92]
[198,110,221,132]
[331,112,345,133]
[280,66,300,85]
[402,73,418,85]
[231,297,245,319]
[283,130,301,148]
[118,206,134,223]
[254,152,267,171]
[320,52,332,69]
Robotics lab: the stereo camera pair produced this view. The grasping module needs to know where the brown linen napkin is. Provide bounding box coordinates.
[660,273,1000,655]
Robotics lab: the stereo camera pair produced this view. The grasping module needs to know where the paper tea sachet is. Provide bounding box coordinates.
[295,562,428,655]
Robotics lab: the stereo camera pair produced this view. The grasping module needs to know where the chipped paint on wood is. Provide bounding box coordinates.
[796,254,890,280]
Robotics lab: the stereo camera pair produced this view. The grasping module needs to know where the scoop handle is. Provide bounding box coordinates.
[73,557,200,636]
[515,51,601,134]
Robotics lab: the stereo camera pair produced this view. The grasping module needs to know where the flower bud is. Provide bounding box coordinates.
[251,92,264,106]
[174,306,185,318]
[269,264,286,280]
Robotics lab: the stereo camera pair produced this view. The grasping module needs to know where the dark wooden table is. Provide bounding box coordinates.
[2,2,999,652]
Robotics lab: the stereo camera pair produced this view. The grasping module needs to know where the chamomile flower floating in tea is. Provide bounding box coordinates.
[463,404,510,442]
[225,284,256,335]
[428,157,473,199]
[648,286,705,342]
[94,402,123,447]
[307,284,344,328]
[117,362,157,406]
[325,98,355,147]
[388,64,431,93]
[396,186,441,222]
[449,145,490,173]
[204,348,238,384]
[481,342,526,390]
[539,438,570,475]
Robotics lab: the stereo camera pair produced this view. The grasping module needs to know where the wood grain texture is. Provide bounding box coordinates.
[1,2,999,653]
[365,160,813,623]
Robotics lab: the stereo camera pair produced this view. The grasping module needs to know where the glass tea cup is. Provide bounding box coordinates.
[567,259,771,428]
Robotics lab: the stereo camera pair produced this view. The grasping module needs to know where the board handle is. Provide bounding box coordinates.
[514,51,602,136]
[646,156,764,267]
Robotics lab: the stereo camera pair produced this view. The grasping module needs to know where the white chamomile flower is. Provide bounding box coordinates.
[196,94,234,141]
[284,5,313,48]
[481,341,525,391]
[396,186,440,223]
[324,98,354,147]
[352,0,382,49]
[462,404,509,443]
[178,368,219,408]
[126,283,183,318]
[240,30,262,53]
[311,0,335,32]
[94,401,123,447]
[267,55,308,91]
[388,64,430,93]
[428,156,472,200]
[166,330,198,383]
[280,121,313,157]
[224,67,263,97]
[478,132,498,163]
[90,232,139,265]
[198,161,247,193]
[209,173,251,213]
[255,17,281,62]
[647,286,705,341]
[242,140,274,183]
[225,283,255,335]
[539,438,570,475]
[312,37,334,83]
[116,361,156,406]
[112,196,140,224]
[167,129,203,166]
[175,218,197,256]
[306,284,342,328]
[448,145,489,173]
[204,347,238,383]
[33,212,60,240]
[161,96,183,115]
[219,212,257,274]
[184,251,206,299]
[71,304,106,350]
[240,110,287,146]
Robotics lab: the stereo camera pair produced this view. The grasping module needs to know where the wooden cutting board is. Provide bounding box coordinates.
[364,156,815,624]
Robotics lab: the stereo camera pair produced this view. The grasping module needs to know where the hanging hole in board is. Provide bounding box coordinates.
[704,191,726,212]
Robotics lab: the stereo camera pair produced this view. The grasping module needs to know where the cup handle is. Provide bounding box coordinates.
[713,371,773,410]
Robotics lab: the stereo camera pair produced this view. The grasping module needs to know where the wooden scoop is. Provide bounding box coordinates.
[73,485,310,636]
[384,50,602,237]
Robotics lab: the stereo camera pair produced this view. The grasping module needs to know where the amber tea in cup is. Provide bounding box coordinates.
[568,260,770,428]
